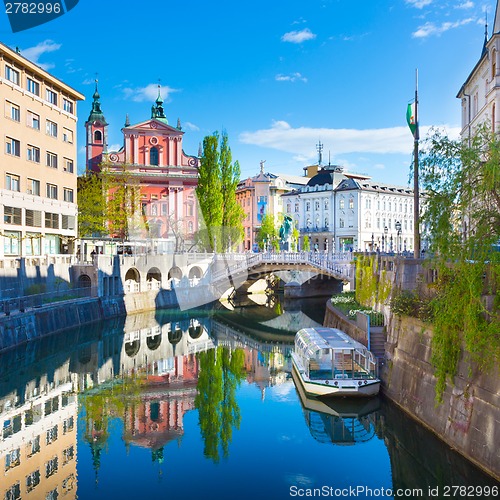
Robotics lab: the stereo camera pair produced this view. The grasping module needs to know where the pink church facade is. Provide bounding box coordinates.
[85,84,199,252]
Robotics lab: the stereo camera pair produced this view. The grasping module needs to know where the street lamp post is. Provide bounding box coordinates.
[395,221,402,255]
[383,226,388,252]
[390,235,393,253]
[371,233,374,252]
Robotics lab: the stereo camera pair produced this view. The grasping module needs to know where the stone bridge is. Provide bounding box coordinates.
[70,251,354,307]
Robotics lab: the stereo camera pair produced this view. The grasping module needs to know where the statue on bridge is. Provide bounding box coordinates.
[279,215,294,252]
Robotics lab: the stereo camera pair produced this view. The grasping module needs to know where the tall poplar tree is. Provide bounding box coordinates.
[220,131,244,251]
[196,131,243,251]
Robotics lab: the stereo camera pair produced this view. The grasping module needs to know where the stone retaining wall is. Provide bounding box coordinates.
[0,288,182,353]
[383,314,500,481]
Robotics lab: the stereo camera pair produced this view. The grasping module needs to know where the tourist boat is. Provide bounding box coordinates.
[291,327,380,398]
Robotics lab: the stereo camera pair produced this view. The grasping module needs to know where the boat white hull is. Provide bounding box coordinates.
[291,354,380,398]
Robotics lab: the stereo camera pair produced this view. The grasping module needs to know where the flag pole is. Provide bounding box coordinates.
[413,68,420,259]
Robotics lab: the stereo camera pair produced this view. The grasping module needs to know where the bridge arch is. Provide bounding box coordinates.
[188,266,203,279]
[146,334,162,351]
[168,266,182,280]
[125,267,140,282]
[125,339,140,357]
[168,326,183,344]
[146,267,162,282]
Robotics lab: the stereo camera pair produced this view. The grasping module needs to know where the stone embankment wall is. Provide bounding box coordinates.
[323,301,368,345]
[382,313,500,482]
[0,288,182,353]
[325,300,500,481]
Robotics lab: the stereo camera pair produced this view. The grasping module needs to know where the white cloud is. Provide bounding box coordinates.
[239,120,460,158]
[275,72,308,83]
[455,1,474,9]
[122,83,179,103]
[182,121,200,131]
[405,0,433,8]
[22,40,61,69]
[412,18,474,38]
[281,28,316,44]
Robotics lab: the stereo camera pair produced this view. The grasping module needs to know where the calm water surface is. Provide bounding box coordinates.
[0,296,498,500]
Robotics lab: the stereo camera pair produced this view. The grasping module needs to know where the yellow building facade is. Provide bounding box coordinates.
[0,42,84,258]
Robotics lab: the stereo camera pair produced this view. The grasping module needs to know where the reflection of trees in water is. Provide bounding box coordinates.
[195,347,245,462]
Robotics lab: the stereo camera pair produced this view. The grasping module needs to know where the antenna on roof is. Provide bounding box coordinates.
[316,141,323,167]
[260,159,266,174]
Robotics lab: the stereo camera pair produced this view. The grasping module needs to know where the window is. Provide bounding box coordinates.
[5,65,19,85]
[388,201,392,211]
[324,200,329,210]
[4,206,22,225]
[26,76,40,95]
[161,203,167,216]
[63,188,73,203]
[4,482,20,500]
[26,436,41,457]
[46,120,58,137]
[94,130,102,142]
[63,158,74,173]
[6,137,20,156]
[46,152,58,168]
[63,416,74,434]
[286,204,291,213]
[63,128,73,143]
[6,101,20,121]
[150,146,159,165]
[339,218,345,228]
[62,474,75,494]
[348,198,354,209]
[26,209,42,227]
[46,425,58,445]
[306,201,311,211]
[47,184,58,199]
[46,89,58,105]
[339,199,345,209]
[62,445,74,465]
[45,212,59,229]
[5,448,20,470]
[27,145,40,163]
[295,203,299,213]
[27,110,40,130]
[315,201,320,211]
[62,98,73,114]
[62,215,75,230]
[26,470,41,492]
[45,457,58,478]
[6,173,20,191]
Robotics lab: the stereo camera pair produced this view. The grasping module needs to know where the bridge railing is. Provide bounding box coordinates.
[209,252,354,283]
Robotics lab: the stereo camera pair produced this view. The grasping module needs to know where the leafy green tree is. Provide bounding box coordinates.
[77,173,106,237]
[196,134,223,251]
[196,132,244,252]
[291,226,300,251]
[419,125,500,402]
[195,347,245,462]
[220,131,245,250]
[256,213,278,250]
[101,163,146,240]
[303,235,310,252]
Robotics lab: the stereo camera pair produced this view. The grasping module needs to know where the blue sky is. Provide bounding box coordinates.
[0,0,493,185]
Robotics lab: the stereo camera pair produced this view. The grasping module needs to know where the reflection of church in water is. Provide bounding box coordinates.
[73,311,292,469]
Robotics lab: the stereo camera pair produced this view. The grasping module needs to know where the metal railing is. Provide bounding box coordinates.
[0,286,98,316]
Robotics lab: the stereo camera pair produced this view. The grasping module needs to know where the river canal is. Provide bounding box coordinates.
[0,296,498,499]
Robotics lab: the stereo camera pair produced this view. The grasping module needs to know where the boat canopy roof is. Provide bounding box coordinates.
[295,327,369,357]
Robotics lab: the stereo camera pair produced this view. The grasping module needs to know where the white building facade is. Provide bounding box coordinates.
[282,166,415,253]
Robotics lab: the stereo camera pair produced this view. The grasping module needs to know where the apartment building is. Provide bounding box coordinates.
[0,42,84,258]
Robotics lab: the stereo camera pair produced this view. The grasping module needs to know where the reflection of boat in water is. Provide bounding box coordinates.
[293,367,380,445]
[291,327,380,397]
